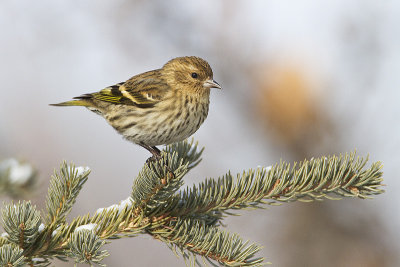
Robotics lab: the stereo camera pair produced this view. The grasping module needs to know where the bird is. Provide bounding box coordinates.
[51,56,221,159]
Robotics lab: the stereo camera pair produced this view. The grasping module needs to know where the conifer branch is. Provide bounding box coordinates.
[0,140,384,266]
[0,244,26,267]
[66,228,109,266]
[45,162,90,225]
[148,218,263,266]
[166,152,383,218]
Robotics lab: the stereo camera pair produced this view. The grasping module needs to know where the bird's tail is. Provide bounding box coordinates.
[50,94,94,107]
[50,99,91,107]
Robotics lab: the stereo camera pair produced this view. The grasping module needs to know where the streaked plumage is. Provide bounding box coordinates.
[51,56,221,157]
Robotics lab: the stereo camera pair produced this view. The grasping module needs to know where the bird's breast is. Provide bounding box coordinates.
[104,93,210,146]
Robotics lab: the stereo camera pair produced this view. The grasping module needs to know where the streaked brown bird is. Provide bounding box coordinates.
[51,56,221,158]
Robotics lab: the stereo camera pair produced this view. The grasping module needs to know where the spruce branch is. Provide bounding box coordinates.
[0,140,384,266]
[149,218,263,267]
[1,201,42,250]
[131,152,188,214]
[165,152,383,218]
[66,229,109,266]
[0,244,26,267]
[45,162,90,225]
[164,139,204,170]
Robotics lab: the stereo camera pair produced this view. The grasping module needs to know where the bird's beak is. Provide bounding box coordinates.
[204,79,222,89]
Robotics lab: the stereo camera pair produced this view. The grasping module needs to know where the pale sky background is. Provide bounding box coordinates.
[0,1,399,266]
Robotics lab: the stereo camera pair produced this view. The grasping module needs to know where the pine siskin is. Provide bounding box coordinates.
[51,56,221,158]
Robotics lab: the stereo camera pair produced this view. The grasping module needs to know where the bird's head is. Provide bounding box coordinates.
[162,56,221,94]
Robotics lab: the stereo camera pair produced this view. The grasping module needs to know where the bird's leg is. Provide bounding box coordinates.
[139,144,161,161]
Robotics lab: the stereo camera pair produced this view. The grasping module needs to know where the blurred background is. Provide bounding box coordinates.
[1,0,399,266]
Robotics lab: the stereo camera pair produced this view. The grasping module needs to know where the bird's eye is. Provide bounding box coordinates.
[191,72,198,79]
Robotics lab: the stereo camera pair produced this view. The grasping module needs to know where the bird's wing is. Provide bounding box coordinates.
[76,70,170,108]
